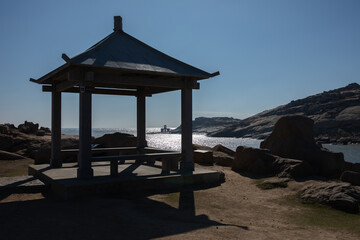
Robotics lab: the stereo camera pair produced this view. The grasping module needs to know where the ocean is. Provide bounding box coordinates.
[62,128,360,163]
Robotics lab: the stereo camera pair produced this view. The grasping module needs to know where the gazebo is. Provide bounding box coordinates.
[30,16,219,180]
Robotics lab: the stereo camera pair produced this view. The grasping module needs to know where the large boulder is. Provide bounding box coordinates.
[260,115,319,161]
[232,146,315,178]
[193,149,213,165]
[341,171,360,186]
[300,182,360,213]
[93,132,137,148]
[18,121,39,135]
[212,144,235,157]
[193,144,213,151]
[213,151,233,167]
[260,115,345,178]
[232,147,276,175]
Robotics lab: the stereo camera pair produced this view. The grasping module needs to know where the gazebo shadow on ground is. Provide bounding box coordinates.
[0,190,248,240]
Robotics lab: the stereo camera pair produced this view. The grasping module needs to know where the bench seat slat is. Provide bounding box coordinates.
[91,152,182,162]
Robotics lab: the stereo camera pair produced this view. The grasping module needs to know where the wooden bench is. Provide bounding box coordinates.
[61,147,182,176]
[92,152,182,176]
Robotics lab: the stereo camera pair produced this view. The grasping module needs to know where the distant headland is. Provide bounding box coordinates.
[173,83,360,144]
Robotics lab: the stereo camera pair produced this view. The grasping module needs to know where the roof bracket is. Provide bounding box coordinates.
[61,53,71,63]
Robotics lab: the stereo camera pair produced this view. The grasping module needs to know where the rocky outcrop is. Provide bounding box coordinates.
[18,121,39,135]
[300,182,360,213]
[208,83,360,144]
[0,122,52,159]
[260,115,345,178]
[172,117,240,134]
[0,123,139,164]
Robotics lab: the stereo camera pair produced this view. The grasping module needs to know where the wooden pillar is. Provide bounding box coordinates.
[77,73,94,179]
[50,89,62,168]
[180,80,194,172]
[137,89,147,149]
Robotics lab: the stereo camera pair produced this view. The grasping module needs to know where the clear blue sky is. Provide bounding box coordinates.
[0,0,359,128]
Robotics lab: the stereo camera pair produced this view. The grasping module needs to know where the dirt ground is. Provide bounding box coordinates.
[0,164,359,240]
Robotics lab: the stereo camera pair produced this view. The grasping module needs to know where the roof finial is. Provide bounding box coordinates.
[114,16,123,31]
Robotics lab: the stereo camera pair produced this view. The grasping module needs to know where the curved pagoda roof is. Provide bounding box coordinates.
[31,16,219,93]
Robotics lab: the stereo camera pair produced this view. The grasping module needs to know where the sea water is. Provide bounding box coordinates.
[62,128,359,163]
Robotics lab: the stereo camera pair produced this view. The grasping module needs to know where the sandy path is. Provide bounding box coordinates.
[0,165,358,240]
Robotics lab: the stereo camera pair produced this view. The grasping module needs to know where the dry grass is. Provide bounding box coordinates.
[284,195,360,235]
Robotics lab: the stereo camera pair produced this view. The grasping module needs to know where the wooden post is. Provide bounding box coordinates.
[137,89,147,149]
[50,89,62,168]
[77,73,94,179]
[180,80,194,173]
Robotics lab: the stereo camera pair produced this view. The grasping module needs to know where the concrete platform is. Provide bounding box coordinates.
[28,161,224,199]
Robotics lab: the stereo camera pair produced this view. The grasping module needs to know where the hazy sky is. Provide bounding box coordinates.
[0,0,359,128]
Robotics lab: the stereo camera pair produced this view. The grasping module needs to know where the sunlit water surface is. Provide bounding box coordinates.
[62,128,359,163]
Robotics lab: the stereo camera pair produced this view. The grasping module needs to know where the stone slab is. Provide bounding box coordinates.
[29,161,223,199]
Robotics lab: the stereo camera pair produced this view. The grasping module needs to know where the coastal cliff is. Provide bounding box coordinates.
[178,83,360,144]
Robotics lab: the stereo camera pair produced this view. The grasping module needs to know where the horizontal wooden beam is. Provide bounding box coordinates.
[93,73,199,89]
[62,147,138,153]
[42,85,152,97]
[54,80,79,92]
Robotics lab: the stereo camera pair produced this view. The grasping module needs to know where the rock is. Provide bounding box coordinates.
[272,157,315,179]
[0,125,11,134]
[318,149,345,179]
[193,149,213,165]
[260,115,318,160]
[193,144,213,151]
[93,132,137,148]
[40,127,51,133]
[18,121,39,135]
[300,182,360,213]
[0,134,14,151]
[328,192,359,214]
[37,130,46,136]
[213,151,233,167]
[341,171,360,186]
[232,146,275,175]
[0,150,26,160]
[260,115,345,178]
[212,144,235,157]
[232,145,315,178]
[261,177,290,189]
[34,136,79,164]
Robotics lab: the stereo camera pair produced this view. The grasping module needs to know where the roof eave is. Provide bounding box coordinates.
[30,63,71,84]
